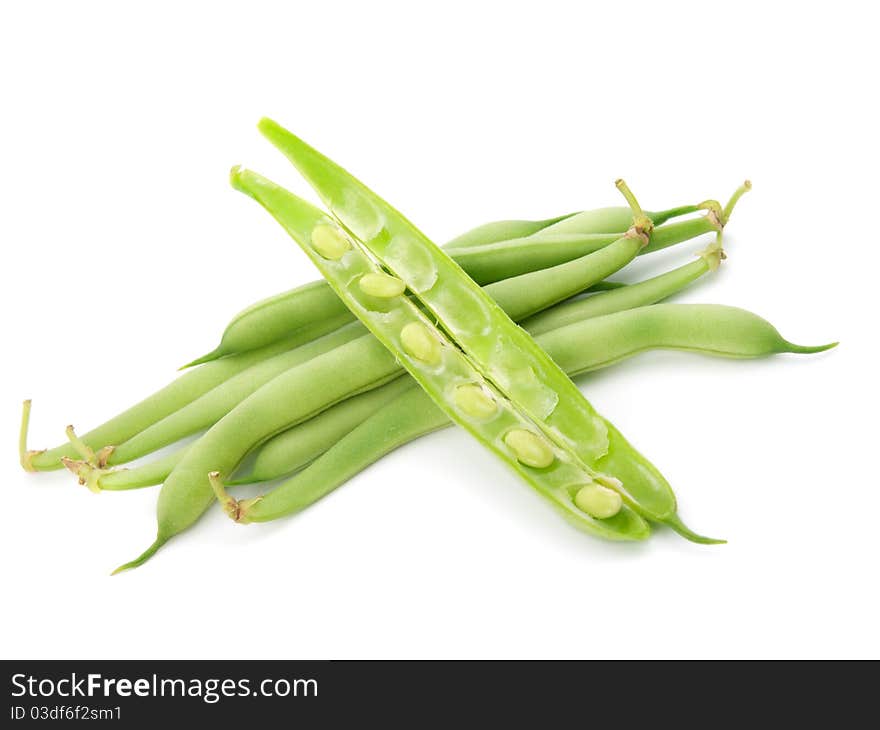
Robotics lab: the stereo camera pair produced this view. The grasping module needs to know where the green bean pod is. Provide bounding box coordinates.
[181,286,353,368]
[228,304,836,523]
[443,213,577,248]
[537,303,837,365]
[256,119,696,531]
[227,376,412,485]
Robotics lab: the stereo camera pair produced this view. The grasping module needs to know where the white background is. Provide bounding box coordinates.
[1,1,877,659]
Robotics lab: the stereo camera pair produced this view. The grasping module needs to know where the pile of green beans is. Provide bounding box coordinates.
[18,120,835,573]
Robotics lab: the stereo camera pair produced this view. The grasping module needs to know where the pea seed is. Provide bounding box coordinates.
[453,383,498,419]
[311,224,351,260]
[359,272,407,298]
[504,428,554,468]
[574,483,622,519]
[400,322,441,364]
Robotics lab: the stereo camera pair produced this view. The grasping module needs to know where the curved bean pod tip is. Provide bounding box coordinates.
[665,514,726,545]
[112,539,165,576]
[783,340,838,354]
[179,348,225,371]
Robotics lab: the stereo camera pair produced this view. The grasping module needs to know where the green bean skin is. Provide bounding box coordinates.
[243,386,455,522]
[522,238,724,336]
[587,280,627,292]
[229,375,412,484]
[537,304,837,370]
[649,204,707,226]
[107,321,366,466]
[443,213,576,248]
[181,284,351,368]
[98,451,185,491]
[22,330,314,472]
[642,215,719,254]
[532,303,838,406]
[487,232,648,322]
[240,303,836,524]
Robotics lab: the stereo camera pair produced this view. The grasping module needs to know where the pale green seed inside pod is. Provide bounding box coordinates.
[504,429,555,468]
[311,224,352,260]
[453,383,498,419]
[574,484,623,519]
[400,322,441,365]
[359,272,407,298]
